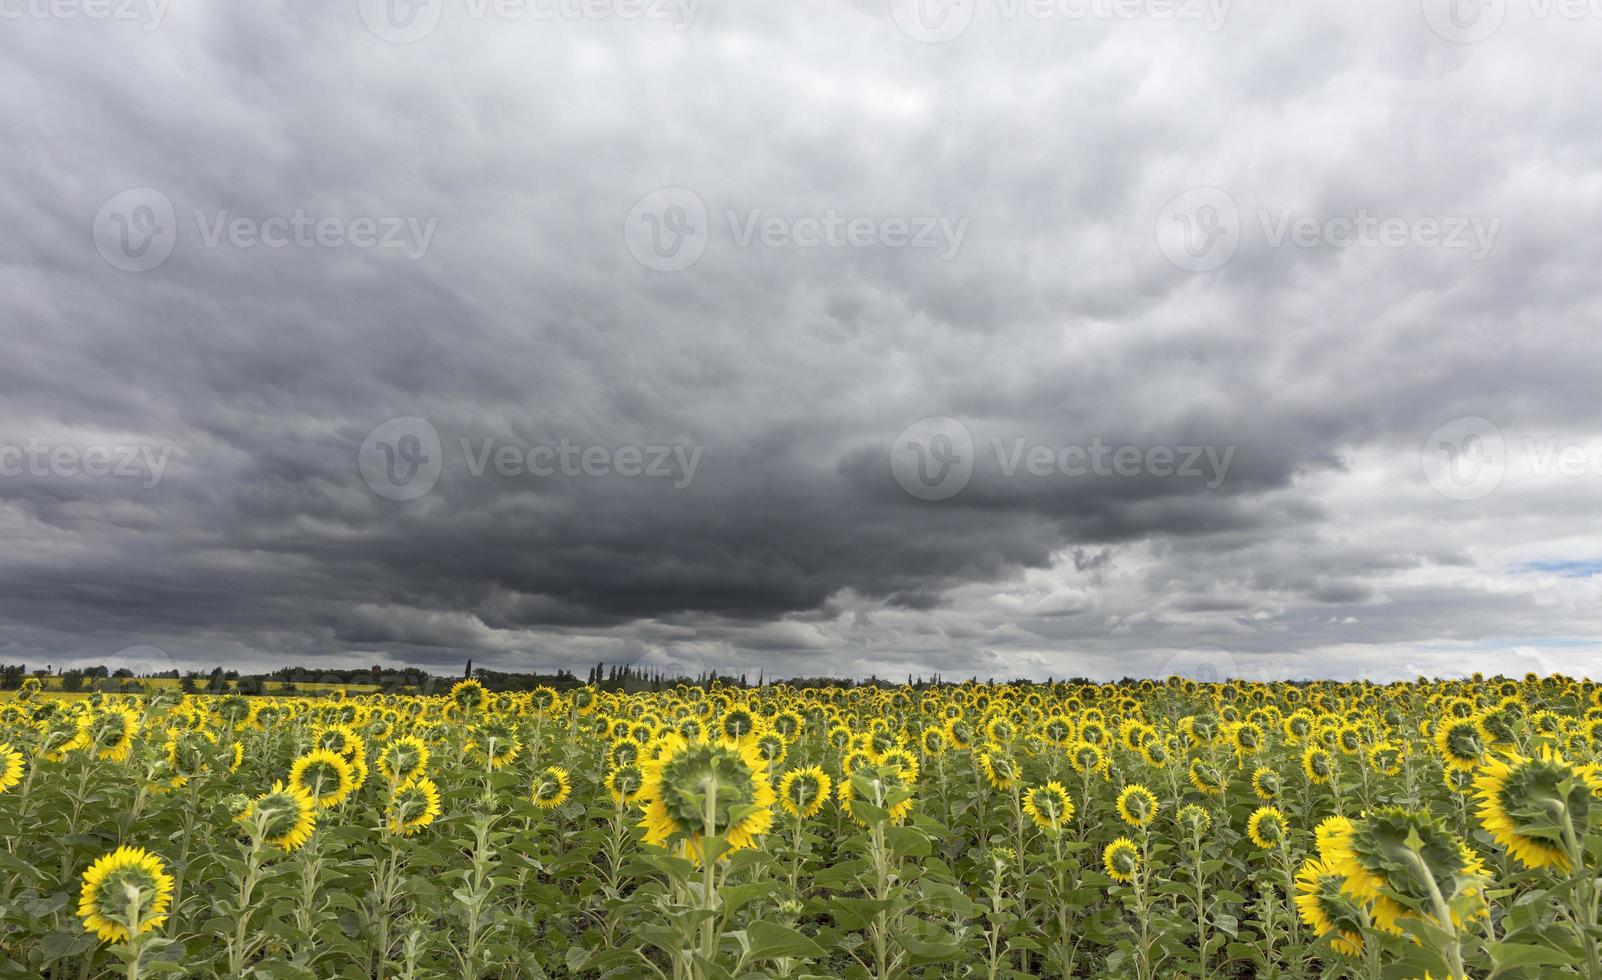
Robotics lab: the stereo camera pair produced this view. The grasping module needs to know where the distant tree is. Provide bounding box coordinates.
[60,671,85,693]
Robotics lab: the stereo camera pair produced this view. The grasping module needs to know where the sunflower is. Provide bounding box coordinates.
[1176,802,1211,836]
[1068,741,1104,776]
[1473,747,1600,871]
[1294,857,1365,955]
[1103,837,1140,884]
[448,678,488,713]
[1232,721,1265,755]
[288,748,357,809]
[1302,746,1334,785]
[84,708,139,763]
[1247,806,1288,850]
[1323,807,1488,934]
[1314,814,1354,861]
[777,766,833,819]
[978,748,1021,792]
[377,735,429,784]
[640,738,774,861]
[77,846,174,943]
[607,762,645,805]
[242,780,317,852]
[1188,757,1226,797]
[839,759,917,826]
[1140,737,1172,767]
[0,742,24,793]
[1366,742,1402,777]
[1435,716,1484,772]
[467,715,521,769]
[1250,766,1281,801]
[531,766,572,809]
[1116,784,1158,828]
[387,776,442,836]
[1022,781,1075,833]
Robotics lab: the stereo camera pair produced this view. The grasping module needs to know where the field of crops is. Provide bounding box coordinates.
[1,674,1599,979]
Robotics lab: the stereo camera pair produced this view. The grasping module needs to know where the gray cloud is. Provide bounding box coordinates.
[3,0,1601,680]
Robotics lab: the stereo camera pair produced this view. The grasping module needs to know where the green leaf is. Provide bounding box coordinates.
[745,920,825,961]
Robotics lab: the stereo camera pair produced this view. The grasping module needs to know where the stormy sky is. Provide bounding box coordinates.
[3,0,1601,682]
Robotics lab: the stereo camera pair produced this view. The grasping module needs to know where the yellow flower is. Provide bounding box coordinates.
[387,776,442,836]
[1022,781,1075,833]
[77,846,174,943]
[1435,716,1484,772]
[1116,784,1158,828]
[288,748,356,809]
[1103,837,1140,883]
[1189,757,1226,797]
[1247,806,1287,850]
[448,678,488,712]
[1473,747,1599,872]
[607,762,645,805]
[777,766,833,819]
[531,766,572,809]
[83,707,139,763]
[1366,742,1402,777]
[640,738,774,861]
[1294,857,1364,956]
[978,748,1021,791]
[242,780,317,852]
[839,761,917,826]
[0,742,24,793]
[377,735,430,784]
[1250,766,1281,801]
[1302,746,1334,785]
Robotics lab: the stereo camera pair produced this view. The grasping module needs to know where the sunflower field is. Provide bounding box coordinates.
[2,673,1601,979]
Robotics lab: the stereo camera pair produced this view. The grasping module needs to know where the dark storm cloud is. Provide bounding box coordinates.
[3,0,1602,680]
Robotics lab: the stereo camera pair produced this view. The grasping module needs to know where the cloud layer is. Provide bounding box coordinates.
[3,0,1601,680]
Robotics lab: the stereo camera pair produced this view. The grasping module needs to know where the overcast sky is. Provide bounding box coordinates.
[2,0,1600,682]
